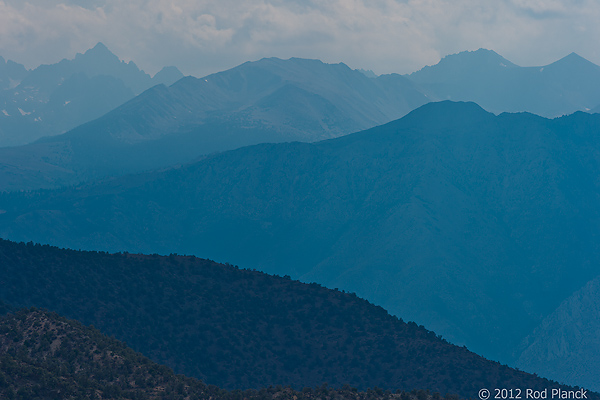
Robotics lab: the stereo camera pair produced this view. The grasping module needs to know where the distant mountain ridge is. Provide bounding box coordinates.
[0,42,183,146]
[406,48,600,117]
[0,55,428,192]
[2,48,600,191]
[3,46,599,150]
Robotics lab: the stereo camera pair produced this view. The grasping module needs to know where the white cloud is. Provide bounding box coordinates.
[0,0,599,77]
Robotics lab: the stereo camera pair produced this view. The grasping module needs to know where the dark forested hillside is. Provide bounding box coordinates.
[1,307,465,400]
[0,308,210,399]
[0,239,580,398]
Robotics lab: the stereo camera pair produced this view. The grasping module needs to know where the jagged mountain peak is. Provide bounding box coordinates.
[446,48,517,67]
[0,55,29,76]
[357,68,377,78]
[75,42,120,64]
[152,65,184,86]
[409,49,518,78]
[241,56,354,74]
[559,52,588,62]
[89,41,111,54]
[545,52,600,71]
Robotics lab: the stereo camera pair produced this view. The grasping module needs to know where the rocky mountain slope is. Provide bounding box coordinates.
[0,307,210,399]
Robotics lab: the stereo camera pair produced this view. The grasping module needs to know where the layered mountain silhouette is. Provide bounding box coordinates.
[3,102,600,391]
[0,43,183,146]
[2,46,600,392]
[0,239,588,398]
[0,56,427,191]
[3,48,600,192]
[406,49,600,117]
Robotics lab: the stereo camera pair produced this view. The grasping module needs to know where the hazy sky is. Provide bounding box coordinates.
[0,0,598,77]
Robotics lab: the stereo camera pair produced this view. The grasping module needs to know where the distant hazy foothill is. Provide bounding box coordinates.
[0,43,183,147]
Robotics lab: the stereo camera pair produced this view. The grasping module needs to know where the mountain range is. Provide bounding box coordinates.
[0,53,428,192]
[3,45,600,393]
[0,42,183,147]
[406,48,600,117]
[4,47,600,193]
[0,239,586,399]
[2,101,600,392]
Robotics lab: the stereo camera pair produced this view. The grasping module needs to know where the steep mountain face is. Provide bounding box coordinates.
[407,49,600,117]
[3,102,600,381]
[0,240,584,398]
[0,56,28,90]
[18,42,147,96]
[516,273,600,391]
[0,56,428,192]
[0,43,183,147]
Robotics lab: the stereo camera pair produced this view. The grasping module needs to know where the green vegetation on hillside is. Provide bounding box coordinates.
[0,239,584,399]
[1,307,460,400]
